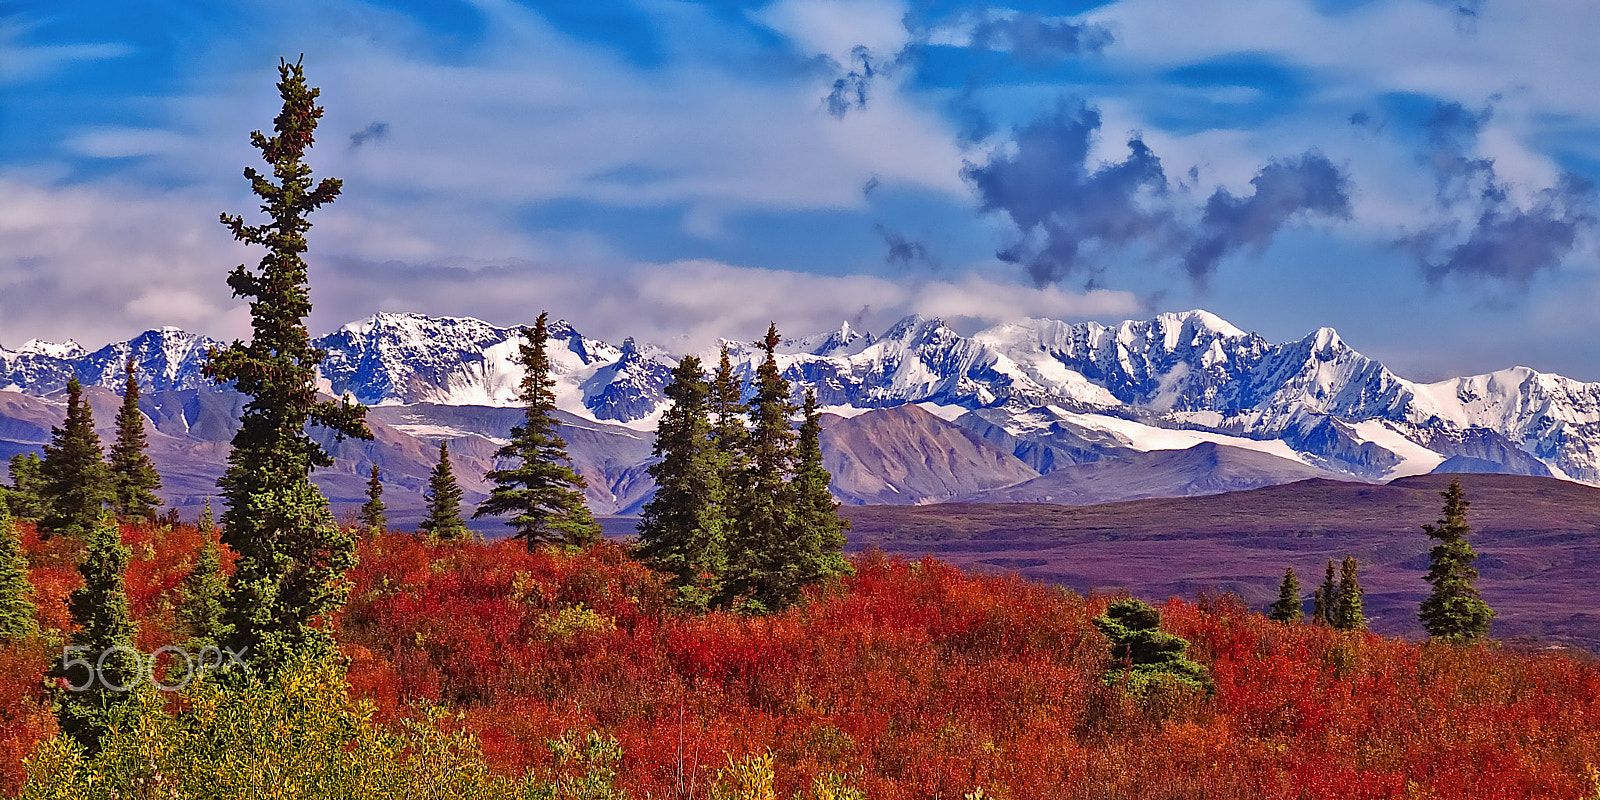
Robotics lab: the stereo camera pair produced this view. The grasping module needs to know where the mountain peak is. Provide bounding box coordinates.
[16,338,86,359]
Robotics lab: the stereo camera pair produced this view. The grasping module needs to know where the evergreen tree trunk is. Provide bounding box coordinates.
[1333,555,1366,632]
[421,442,469,542]
[51,510,139,755]
[203,58,372,676]
[1419,478,1495,642]
[1268,567,1303,624]
[38,378,112,540]
[638,356,729,610]
[359,463,387,537]
[473,312,599,549]
[0,505,36,643]
[109,356,163,523]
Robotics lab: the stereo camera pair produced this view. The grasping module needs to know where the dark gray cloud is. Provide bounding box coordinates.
[1403,100,1595,286]
[961,101,1174,285]
[1183,153,1352,280]
[875,224,936,270]
[825,46,877,119]
[349,121,389,148]
[964,101,1356,286]
[967,13,1114,66]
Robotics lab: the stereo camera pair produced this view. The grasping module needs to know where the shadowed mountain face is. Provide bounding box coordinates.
[844,473,1600,650]
[819,405,1040,505]
[962,441,1344,505]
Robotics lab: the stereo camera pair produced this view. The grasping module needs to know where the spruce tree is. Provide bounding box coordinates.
[421,442,469,542]
[1311,588,1327,626]
[709,345,749,494]
[203,58,372,674]
[38,378,112,539]
[1267,567,1303,624]
[0,506,36,643]
[1317,560,1338,625]
[722,324,799,612]
[5,453,46,520]
[1419,478,1495,642]
[198,497,216,534]
[52,510,139,755]
[359,463,387,537]
[176,535,228,652]
[1092,598,1212,695]
[789,389,851,588]
[1332,555,1366,632]
[474,312,599,549]
[108,356,163,523]
[637,355,729,609]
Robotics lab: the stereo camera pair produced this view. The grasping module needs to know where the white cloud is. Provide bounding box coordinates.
[0,19,132,86]
[751,0,912,66]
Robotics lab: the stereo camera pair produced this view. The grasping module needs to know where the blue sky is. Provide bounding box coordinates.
[4,0,1600,381]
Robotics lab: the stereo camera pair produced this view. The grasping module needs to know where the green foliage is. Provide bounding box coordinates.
[22,656,539,799]
[529,730,629,800]
[360,463,387,537]
[52,511,140,755]
[1419,478,1495,643]
[1317,559,1337,625]
[5,454,46,520]
[0,505,36,643]
[1332,555,1367,632]
[637,355,730,609]
[421,442,470,542]
[108,356,162,524]
[787,390,852,590]
[475,313,600,549]
[723,325,801,611]
[38,379,112,539]
[175,536,228,652]
[1091,598,1212,695]
[202,58,371,676]
[197,498,215,535]
[1267,567,1303,624]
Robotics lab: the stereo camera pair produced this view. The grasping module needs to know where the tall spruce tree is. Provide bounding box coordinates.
[788,389,851,589]
[1419,478,1495,642]
[637,356,729,609]
[1332,555,1367,632]
[4,453,45,520]
[1268,567,1303,624]
[474,313,599,549]
[0,506,36,643]
[38,378,112,539]
[722,324,799,612]
[359,463,387,537]
[421,442,469,542]
[203,58,372,674]
[1317,560,1338,625]
[108,356,162,523]
[52,510,139,755]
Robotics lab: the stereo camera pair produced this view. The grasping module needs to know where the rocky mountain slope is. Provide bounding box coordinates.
[3,309,1597,518]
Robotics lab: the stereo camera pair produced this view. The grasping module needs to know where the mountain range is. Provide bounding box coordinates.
[2,309,1596,525]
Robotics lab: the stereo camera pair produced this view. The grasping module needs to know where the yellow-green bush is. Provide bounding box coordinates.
[21,657,533,800]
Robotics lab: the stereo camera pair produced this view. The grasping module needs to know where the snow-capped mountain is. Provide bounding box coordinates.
[5,309,1600,496]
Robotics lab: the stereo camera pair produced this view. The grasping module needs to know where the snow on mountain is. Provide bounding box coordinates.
[7,308,1600,490]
